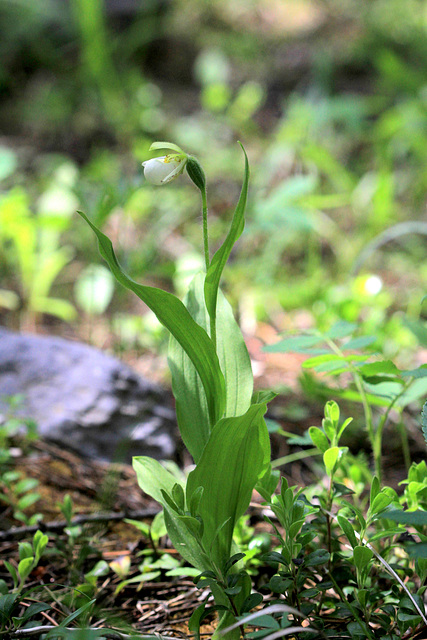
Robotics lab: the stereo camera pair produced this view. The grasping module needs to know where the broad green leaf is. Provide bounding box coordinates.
[0,594,18,622]
[323,446,340,476]
[186,402,270,573]
[368,528,403,542]
[78,211,225,426]
[337,514,358,549]
[204,143,249,324]
[169,273,253,462]
[163,507,211,572]
[17,557,34,581]
[370,476,380,506]
[132,457,210,571]
[353,545,373,571]
[133,457,184,506]
[253,390,277,404]
[359,360,400,377]
[189,603,208,640]
[303,353,368,369]
[309,426,329,453]
[325,400,340,424]
[384,510,427,526]
[370,492,393,517]
[216,291,253,417]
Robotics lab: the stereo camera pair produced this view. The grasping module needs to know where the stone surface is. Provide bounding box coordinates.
[0,328,177,462]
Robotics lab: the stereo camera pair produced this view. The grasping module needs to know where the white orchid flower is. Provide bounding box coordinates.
[142,142,188,185]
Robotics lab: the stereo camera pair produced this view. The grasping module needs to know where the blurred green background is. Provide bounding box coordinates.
[0,0,426,390]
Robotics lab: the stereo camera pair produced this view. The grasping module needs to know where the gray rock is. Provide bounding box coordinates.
[0,328,177,462]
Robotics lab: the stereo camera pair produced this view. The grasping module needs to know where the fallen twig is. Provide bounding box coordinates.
[0,507,160,541]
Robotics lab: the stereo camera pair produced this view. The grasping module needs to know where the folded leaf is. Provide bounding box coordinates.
[169,273,253,461]
[77,211,226,426]
[133,457,210,571]
[186,402,270,574]
[133,457,183,506]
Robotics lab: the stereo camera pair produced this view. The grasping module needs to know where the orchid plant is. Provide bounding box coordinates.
[78,142,275,638]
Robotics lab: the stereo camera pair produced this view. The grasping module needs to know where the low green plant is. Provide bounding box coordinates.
[3,530,48,594]
[79,142,427,639]
[0,186,76,329]
[265,321,427,481]
[0,470,42,526]
[79,141,272,638]
[0,398,41,526]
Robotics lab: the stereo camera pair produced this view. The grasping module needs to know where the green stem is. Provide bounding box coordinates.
[200,185,217,350]
[329,573,375,640]
[201,186,209,272]
[325,338,376,477]
[372,377,413,480]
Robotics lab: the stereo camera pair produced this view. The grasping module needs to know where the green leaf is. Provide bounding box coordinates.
[186,402,270,573]
[77,211,226,427]
[163,507,211,572]
[368,528,403,542]
[384,510,427,526]
[337,417,353,439]
[204,143,249,324]
[353,545,373,572]
[169,273,253,462]
[370,476,380,506]
[188,603,207,640]
[0,594,18,623]
[309,426,329,452]
[172,483,186,512]
[304,549,330,566]
[325,400,340,424]
[133,457,184,506]
[337,514,358,549]
[323,446,340,476]
[33,531,48,564]
[15,602,50,624]
[370,492,393,517]
[17,557,34,582]
[4,561,18,588]
[58,598,96,627]
[18,542,33,560]
[302,353,367,369]
[359,360,400,377]
[17,493,41,510]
